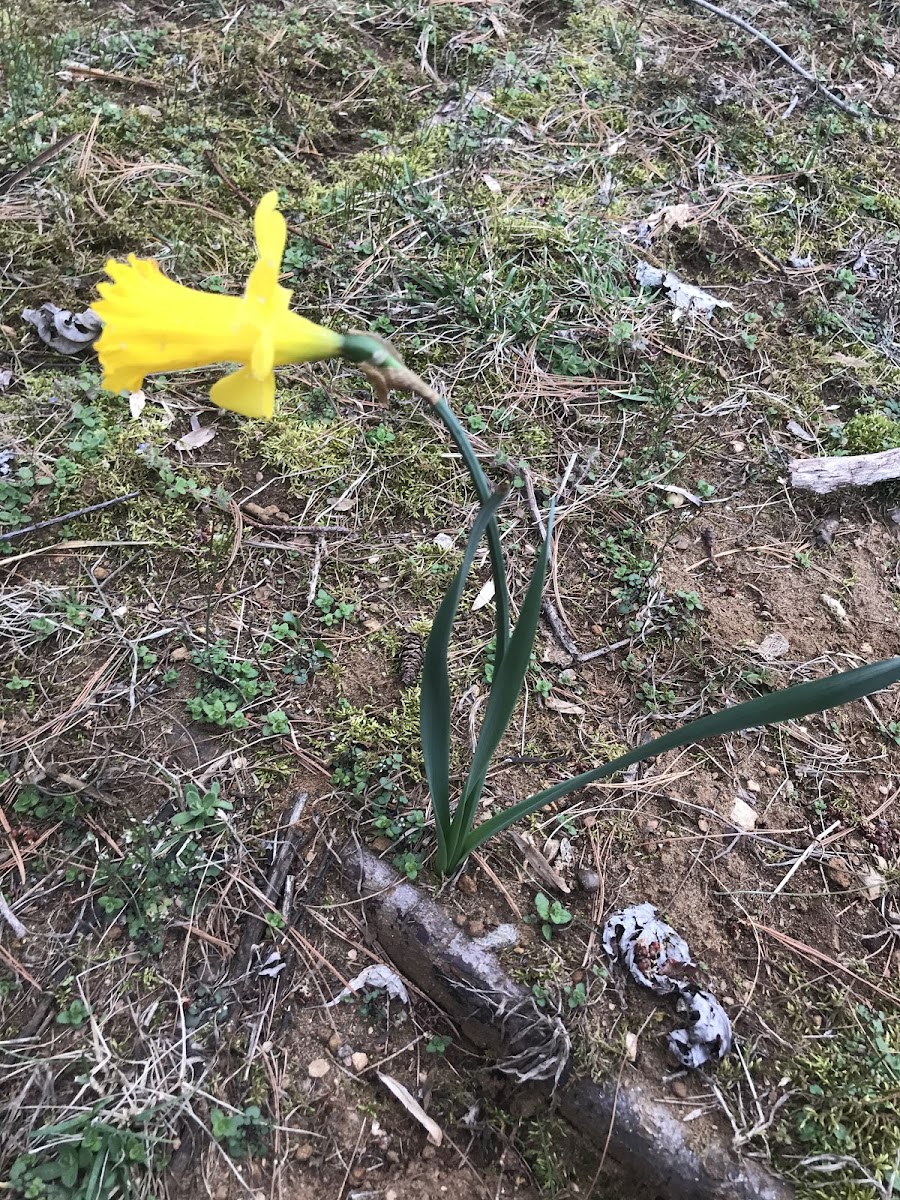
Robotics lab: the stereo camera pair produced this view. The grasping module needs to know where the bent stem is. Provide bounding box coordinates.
[341,332,511,670]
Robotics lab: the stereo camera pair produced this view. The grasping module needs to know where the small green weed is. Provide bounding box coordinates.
[314,588,357,626]
[56,998,90,1027]
[393,849,424,880]
[170,781,232,833]
[261,709,290,736]
[532,893,573,941]
[5,675,34,691]
[185,688,250,730]
[135,645,158,671]
[209,1105,270,1159]
[9,1110,153,1200]
[187,639,274,730]
[13,784,77,822]
[72,809,226,954]
[137,445,224,505]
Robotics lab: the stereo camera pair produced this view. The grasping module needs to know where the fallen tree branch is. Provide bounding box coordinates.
[790,447,900,494]
[681,0,868,120]
[344,846,794,1200]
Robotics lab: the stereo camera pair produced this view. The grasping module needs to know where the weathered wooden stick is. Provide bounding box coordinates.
[343,847,794,1200]
[790,448,900,494]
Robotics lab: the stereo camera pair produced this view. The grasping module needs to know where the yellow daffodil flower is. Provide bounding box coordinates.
[93,191,343,419]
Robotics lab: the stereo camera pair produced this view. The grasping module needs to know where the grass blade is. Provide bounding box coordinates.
[459,656,900,859]
[447,506,555,862]
[433,400,510,671]
[420,490,506,872]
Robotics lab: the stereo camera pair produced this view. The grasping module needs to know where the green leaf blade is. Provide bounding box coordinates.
[460,656,900,859]
[449,506,555,859]
[420,490,506,872]
[434,400,511,670]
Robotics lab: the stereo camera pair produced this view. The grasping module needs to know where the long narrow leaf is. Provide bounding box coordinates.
[434,400,511,671]
[458,656,900,860]
[448,506,556,859]
[420,490,507,873]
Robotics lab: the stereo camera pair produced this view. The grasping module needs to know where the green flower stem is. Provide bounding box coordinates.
[340,333,511,669]
[339,333,385,365]
[433,400,510,671]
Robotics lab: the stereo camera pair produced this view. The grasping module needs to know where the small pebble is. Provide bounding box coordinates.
[170,646,190,662]
[295,1144,314,1162]
[327,1032,343,1053]
[421,1146,436,1160]
[351,1052,369,1071]
[577,866,601,892]
[745,780,761,794]
[308,1058,331,1079]
[93,565,109,580]
[671,1079,688,1099]
[591,624,603,636]
[765,764,780,776]
[697,817,709,833]
[860,642,874,655]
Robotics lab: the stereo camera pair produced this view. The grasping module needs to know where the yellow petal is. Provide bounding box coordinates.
[254,190,287,269]
[209,365,275,419]
[251,327,274,381]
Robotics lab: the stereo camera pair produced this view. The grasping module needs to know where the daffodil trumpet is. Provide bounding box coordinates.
[93,190,512,665]
[95,192,365,421]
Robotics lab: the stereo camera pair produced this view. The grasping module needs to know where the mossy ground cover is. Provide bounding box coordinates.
[2,0,900,1196]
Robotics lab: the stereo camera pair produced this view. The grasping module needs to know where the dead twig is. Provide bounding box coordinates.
[577,637,631,663]
[230,793,310,985]
[60,59,164,90]
[521,467,580,657]
[0,941,43,990]
[750,920,900,1006]
[681,0,874,120]
[0,492,139,544]
[0,132,82,196]
[0,892,26,939]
